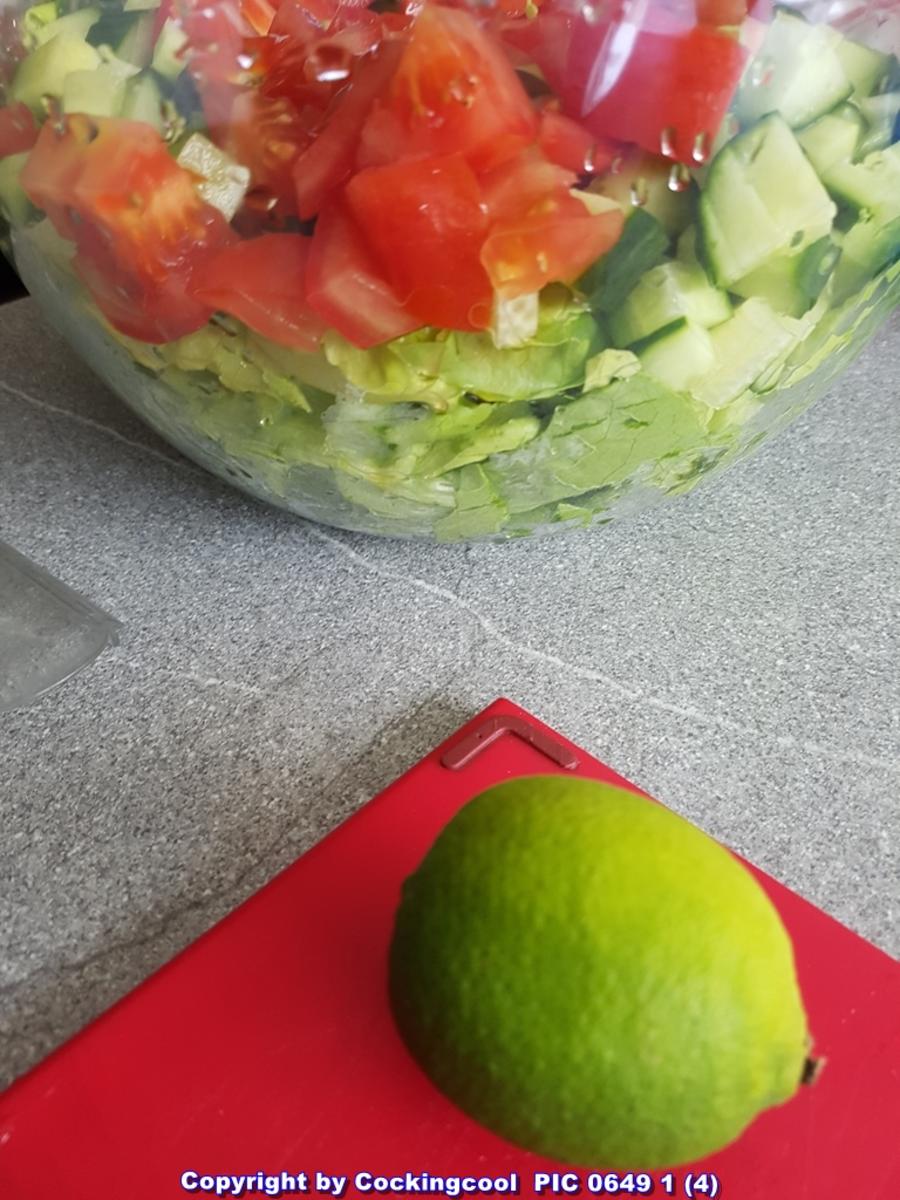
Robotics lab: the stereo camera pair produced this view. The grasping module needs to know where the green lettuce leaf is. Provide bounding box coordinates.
[433,287,604,402]
[486,374,708,513]
[323,396,540,486]
[114,320,345,414]
[324,287,603,407]
[433,464,509,541]
[323,328,461,412]
[335,472,456,534]
[583,348,642,391]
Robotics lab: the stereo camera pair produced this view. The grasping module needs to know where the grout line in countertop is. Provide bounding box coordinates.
[4,373,897,779]
[307,526,900,779]
[0,380,202,477]
[116,655,269,700]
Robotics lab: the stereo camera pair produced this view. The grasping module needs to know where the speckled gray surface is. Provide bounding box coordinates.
[0,297,898,1090]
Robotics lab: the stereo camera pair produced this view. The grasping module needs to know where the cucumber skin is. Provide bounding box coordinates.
[699,115,836,289]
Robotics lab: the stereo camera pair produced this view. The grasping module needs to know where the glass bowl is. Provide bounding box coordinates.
[1,0,898,540]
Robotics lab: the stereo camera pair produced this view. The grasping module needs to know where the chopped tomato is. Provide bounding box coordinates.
[179,0,267,138]
[572,21,747,163]
[19,115,101,240]
[479,151,624,298]
[481,151,576,221]
[189,235,326,349]
[306,200,421,348]
[537,109,618,177]
[207,0,398,219]
[507,1,747,164]
[0,102,38,158]
[184,0,406,222]
[500,7,571,88]
[698,0,772,24]
[260,0,386,113]
[179,0,253,87]
[482,196,623,298]
[21,116,233,342]
[346,155,492,331]
[71,235,217,343]
[357,5,536,174]
[292,39,403,220]
[242,0,276,36]
[225,89,313,215]
[697,0,747,22]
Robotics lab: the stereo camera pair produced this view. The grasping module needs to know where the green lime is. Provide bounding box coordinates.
[389,775,811,1167]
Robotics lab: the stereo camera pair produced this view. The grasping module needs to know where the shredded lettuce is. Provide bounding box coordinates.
[323,328,461,411]
[583,348,642,391]
[486,375,708,513]
[436,290,603,402]
[324,287,602,407]
[433,464,509,541]
[323,396,540,487]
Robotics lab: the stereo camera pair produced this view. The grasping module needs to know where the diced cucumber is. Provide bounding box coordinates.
[124,0,161,9]
[697,149,775,283]
[99,46,142,79]
[826,143,900,224]
[0,153,34,228]
[797,104,864,178]
[115,12,155,68]
[781,257,900,384]
[831,215,900,302]
[690,299,797,412]
[825,143,900,298]
[699,115,836,287]
[856,92,900,157]
[21,2,59,49]
[691,113,740,190]
[731,236,841,317]
[121,71,166,129]
[737,9,852,129]
[609,260,731,348]
[63,58,136,118]
[151,16,189,80]
[11,34,102,112]
[34,6,101,46]
[579,209,669,315]
[676,225,700,266]
[744,117,838,240]
[636,319,717,393]
[834,35,893,100]
[177,133,251,221]
[588,150,693,236]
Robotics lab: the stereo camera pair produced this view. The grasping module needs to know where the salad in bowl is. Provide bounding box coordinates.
[1,0,898,539]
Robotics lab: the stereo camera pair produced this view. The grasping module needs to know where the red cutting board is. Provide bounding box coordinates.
[1,699,898,1199]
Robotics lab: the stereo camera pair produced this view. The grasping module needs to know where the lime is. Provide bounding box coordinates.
[389,775,811,1167]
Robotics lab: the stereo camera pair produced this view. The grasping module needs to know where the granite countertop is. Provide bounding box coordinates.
[1,297,898,1090]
